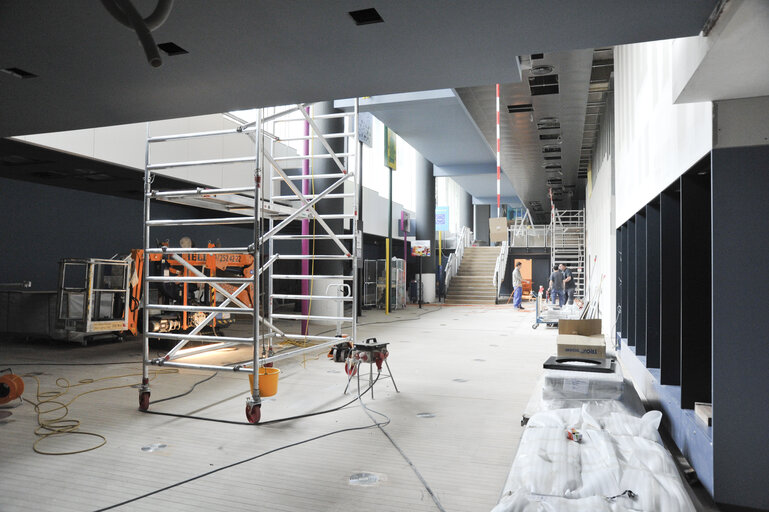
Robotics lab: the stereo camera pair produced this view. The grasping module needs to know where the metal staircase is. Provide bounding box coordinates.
[138,101,360,423]
[550,209,585,298]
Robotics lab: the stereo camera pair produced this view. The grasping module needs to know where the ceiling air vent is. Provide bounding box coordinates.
[544,156,561,161]
[530,53,545,60]
[541,144,561,154]
[529,74,559,96]
[531,65,554,76]
[539,133,561,141]
[547,178,563,186]
[507,103,533,114]
[158,42,188,56]
[1,67,37,79]
[537,117,560,130]
[349,8,384,25]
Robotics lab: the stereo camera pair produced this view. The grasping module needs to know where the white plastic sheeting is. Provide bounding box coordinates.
[543,366,625,401]
[495,402,696,512]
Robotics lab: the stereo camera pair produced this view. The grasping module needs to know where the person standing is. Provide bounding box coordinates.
[560,263,576,305]
[512,261,524,310]
[548,264,565,306]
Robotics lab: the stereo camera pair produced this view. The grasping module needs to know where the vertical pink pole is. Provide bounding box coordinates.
[301,107,310,334]
[401,211,407,306]
[496,83,501,218]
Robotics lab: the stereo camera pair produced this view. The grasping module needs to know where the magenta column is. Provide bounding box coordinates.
[301,108,310,334]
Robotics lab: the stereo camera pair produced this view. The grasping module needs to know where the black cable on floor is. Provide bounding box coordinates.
[149,372,218,405]
[356,373,447,512]
[92,421,387,512]
[141,373,381,426]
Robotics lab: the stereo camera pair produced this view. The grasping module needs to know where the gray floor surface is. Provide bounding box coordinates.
[1,303,554,512]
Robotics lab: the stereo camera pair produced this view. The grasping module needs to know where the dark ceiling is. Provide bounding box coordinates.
[1,1,719,218]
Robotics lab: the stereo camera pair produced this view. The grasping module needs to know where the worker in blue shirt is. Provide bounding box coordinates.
[548,264,565,306]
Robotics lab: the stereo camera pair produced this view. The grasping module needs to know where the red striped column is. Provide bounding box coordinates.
[496,83,501,217]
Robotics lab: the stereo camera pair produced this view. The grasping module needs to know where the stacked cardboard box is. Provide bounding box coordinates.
[556,319,606,359]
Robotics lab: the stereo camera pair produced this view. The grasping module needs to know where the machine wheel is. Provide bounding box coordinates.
[532,323,539,330]
[245,403,261,424]
[139,391,150,411]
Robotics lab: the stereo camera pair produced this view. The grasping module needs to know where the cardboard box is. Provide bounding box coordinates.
[558,319,602,336]
[489,217,508,243]
[557,334,606,359]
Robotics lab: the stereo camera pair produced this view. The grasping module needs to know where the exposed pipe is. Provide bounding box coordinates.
[101,0,174,68]
[101,0,174,30]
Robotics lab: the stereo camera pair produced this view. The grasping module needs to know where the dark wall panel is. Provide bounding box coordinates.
[622,222,629,338]
[660,182,681,385]
[0,177,252,291]
[634,211,647,356]
[711,145,769,510]
[645,199,661,368]
[627,218,636,347]
[616,226,624,338]
[680,164,711,409]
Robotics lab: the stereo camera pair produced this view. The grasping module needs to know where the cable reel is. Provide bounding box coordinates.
[0,369,24,405]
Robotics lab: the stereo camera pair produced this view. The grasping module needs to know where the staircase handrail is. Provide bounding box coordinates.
[444,226,472,294]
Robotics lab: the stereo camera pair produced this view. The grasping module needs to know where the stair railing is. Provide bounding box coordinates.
[493,240,509,301]
[444,226,472,294]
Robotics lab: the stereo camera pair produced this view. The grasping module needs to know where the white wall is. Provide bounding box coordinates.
[585,154,616,336]
[14,110,419,239]
[361,187,414,239]
[614,40,712,226]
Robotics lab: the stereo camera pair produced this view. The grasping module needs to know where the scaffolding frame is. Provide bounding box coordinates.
[138,101,359,423]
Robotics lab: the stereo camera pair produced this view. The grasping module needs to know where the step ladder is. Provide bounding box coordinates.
[138,101,360,423]
[550,208,585,298]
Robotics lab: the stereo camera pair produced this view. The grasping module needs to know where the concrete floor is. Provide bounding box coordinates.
[1,302,555,512]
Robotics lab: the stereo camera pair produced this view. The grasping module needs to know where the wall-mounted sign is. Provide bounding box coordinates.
[412,240,431,257]
[358,112,373,147]
[384,126,397,170]
[435,206,449,232]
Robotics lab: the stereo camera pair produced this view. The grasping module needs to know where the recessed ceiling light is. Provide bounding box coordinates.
[349,8,384,25]
[531,64,554,76]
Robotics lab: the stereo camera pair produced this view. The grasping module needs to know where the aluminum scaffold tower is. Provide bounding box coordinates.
[138,101,359,423]
[550,207,586,298]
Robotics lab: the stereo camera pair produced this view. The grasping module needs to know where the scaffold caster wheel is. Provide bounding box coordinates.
[246,403,261,424]
[532,323,539,330]
[139,391,150,411]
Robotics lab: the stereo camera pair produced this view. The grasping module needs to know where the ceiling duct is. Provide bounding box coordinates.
[536,117,560,130]
[576,47,614,180]
[508,103,534,113]
[528,74,559,95]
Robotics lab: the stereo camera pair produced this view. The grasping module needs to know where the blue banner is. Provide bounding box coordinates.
[435,206,449,232]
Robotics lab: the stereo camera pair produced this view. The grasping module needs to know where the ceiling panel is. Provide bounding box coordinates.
[456,50,594,223]
[1,1,718,137]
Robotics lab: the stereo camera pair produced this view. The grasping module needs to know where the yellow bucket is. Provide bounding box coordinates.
[248,367,280,397]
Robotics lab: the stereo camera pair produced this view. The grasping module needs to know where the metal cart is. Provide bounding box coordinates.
[532,292,582,329]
